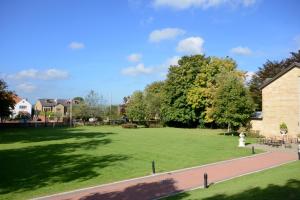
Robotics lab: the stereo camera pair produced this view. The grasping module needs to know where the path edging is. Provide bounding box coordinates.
[155,159,298,200]
[31,151,270,200]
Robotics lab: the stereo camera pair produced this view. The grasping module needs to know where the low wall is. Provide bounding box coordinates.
[250,119,263,133]
[0,121,68,128]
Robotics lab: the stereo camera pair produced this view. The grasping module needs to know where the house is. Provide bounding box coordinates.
[35,99,71,121]
[251,62,300,137]
[11,96,32,118]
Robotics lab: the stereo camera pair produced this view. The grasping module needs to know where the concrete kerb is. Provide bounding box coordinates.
[155,159,298,200]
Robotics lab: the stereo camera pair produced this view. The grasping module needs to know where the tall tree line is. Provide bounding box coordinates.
[249,50,300,110]
[126,54,255,129]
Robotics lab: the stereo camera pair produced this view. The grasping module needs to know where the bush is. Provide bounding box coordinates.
[148,123,163,128]
[245,130,263,138]
[280,122,288,131]
[122,123,138,129]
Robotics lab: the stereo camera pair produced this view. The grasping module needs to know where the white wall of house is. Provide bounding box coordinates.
[12,99,32,118]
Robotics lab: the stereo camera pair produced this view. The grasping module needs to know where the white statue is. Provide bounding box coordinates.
[238,132,246,147]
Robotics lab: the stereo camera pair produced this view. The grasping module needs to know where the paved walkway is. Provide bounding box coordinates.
[33,150,298,200]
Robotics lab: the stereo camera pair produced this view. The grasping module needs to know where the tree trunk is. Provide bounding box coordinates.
[227,123,231,133]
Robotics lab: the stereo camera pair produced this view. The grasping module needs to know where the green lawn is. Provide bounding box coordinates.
[0,126,257,200]
[165,161,300,200]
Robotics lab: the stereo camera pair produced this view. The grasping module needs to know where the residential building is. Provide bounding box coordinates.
[251,62,300,137]
[11,96,32,118]
[35,99,71,121]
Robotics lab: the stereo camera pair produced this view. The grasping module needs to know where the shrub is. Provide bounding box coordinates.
[148,123,163,128]
[280,122,287,131]
[122,123,138,129]
[280,122,288,131]
[245,130,263,138]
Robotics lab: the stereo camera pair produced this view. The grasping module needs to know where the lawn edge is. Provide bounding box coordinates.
[155,159,299,200]
[31,150,269,200]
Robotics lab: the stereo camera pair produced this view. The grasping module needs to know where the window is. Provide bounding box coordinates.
[43,107,51,112]
[19,105,27,109]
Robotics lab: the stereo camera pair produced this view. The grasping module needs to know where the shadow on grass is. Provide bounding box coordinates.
[167,179,300,200]
[0,127,116,144]
[80,179,187,200]
[0,138,129,194]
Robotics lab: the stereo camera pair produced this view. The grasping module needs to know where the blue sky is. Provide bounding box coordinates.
[1,0,300,104]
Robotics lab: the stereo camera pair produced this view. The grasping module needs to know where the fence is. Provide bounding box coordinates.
[0,121,68,128]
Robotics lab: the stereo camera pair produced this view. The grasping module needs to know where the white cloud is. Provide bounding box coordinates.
[7,69,38,80]
[164,56,180,66]
[7,68,69,80]
[245,71,255,83]
[121,63,154,76]
[230,46,252,55]
[16,83,37,93]
[42,69,69,80]
[176,37,204,54]
[121,56,180,78]
[152,0,256,10]
[149,28,185,43]
[127,53,142,63]
[69,41,85,50]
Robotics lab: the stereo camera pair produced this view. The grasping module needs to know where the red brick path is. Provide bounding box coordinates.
[33,151,298,200]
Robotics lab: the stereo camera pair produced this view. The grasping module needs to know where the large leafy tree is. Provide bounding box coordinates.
[161,55,209,127]
[126,91,146,121]
[213,72,255,132]
[0,79,15,122]
[144,81,164,120]
[249,50,300,110]
[187,57,238,124]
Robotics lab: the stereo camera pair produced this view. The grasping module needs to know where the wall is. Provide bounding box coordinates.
[12,99,32,118]
[250,119,262,133]
[35,101,42,112]
[261,67,300,137]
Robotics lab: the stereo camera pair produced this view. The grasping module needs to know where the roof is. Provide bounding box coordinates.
[259,62,300,90]
[13,95,22,104]
[38,99,70,107]
[251,111,263,120]
[56,99,70,107]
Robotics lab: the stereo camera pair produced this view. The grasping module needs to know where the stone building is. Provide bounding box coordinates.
[251,62,300,137]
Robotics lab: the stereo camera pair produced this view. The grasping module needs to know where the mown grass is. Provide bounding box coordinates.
[165,161,300,200]
[0,126,257,200]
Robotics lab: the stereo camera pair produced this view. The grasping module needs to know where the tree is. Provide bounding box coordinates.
[161,55,209,127]
[104,105,120,120]
[144,81,164,120]
[187,57,239,125]
[249,50,300,110]
[72,91,105,121]
[0,79,15,122]
[212,72,255,132]
[73,96,84,103]
[126,91,146,121]
[72,103,90,121]
[85,90,102,107]
[84,90,105,119]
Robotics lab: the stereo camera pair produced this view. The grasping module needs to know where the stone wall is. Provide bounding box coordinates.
[261,67,300,137]
[250,119,262,133]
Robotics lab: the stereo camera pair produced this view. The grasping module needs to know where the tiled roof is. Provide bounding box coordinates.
[13,95,22,104]
[38,99,70,107]
[259,62,300,90]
